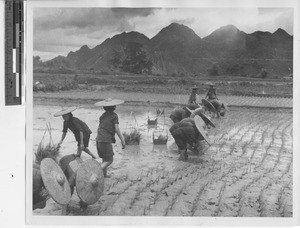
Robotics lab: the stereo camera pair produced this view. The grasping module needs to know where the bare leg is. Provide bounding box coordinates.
[76,146,82,157]
[178,149,188,161]
[83,147,97,159]
[101,157,113,177]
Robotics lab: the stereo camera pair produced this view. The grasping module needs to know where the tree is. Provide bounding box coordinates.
[121,42,153,74]
[207,63,219,76]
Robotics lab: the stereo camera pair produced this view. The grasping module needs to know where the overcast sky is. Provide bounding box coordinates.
[33,8,293,61]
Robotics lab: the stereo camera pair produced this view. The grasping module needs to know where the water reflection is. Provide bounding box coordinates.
[33,105,176,157]
[152,144,168,153]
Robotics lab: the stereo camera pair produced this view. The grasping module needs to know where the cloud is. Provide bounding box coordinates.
[111,8,156,18]
[34,8,156,31]
[171,18,196,26]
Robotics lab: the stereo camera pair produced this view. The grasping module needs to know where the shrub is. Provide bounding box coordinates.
[260,69,268,79]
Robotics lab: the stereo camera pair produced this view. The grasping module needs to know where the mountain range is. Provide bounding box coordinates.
[34,23,293,77]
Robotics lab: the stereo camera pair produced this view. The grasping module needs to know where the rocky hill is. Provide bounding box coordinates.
[34,23,293,77]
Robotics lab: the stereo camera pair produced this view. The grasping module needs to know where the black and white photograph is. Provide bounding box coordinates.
[25,0,299,226]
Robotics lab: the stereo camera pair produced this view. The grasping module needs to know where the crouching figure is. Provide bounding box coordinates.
[169,116,210,161]
[208,99,227,118]
[170,104,204,123]
[59,154,104,210]
[33,163,49,210]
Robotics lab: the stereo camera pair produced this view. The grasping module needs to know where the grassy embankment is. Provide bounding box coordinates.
[33,73,293,98]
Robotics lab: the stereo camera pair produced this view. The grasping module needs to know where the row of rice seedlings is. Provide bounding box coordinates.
[190,180,210,216]
[236,174,262,216]
[165,184,187,215]
[259,178,279,216]
[143,201,151,215]
[98,194,120,215]
[213,181,227,216]
[129,186,145,209]
[150,175,174,206]
[277,180,291,216]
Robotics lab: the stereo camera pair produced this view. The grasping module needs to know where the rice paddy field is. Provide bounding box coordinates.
[32,89,293,217]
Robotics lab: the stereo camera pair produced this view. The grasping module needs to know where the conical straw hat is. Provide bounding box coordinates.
[199,112,216,128]
[40,158,71,205]
[202,99,216,113]
[94,98,124,107]
[194,115,210,145]
[76,159,104,205]
[54,106,77,117]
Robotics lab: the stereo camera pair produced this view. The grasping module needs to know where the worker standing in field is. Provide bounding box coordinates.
[188,86,199,104]
[54,107,97,159]
[94,98,126,178]
[205,82,218,101]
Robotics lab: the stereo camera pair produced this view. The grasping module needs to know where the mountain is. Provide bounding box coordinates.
[150,23,201,49]
[148,23,203,74]
[34,23,293,77]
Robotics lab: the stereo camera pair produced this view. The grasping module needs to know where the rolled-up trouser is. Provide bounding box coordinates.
[97,142,114,160]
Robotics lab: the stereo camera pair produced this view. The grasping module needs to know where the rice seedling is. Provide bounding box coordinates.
[34,122,60,165]
[35,143,60,165]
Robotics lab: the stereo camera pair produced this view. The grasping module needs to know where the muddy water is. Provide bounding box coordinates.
[33,104,293,217]
[33,105,177,162]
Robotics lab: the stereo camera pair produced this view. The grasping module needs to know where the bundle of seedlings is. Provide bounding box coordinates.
[123,129,142,145]
[34,123,61,165]
[152,113,168,145]
[147,117,157,125]
[153,130,168,145]
[123,112,141,145]
[147,107,157,125]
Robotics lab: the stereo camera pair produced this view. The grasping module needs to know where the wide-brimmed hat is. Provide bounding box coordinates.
[40,158,71,205]
[194,115,210,145]
[76,159,104,205]
[53,106,77,117]
[202,99,216,113]
[94,98,124,107]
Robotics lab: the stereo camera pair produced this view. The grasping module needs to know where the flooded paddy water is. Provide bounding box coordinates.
[32,101,293,217]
